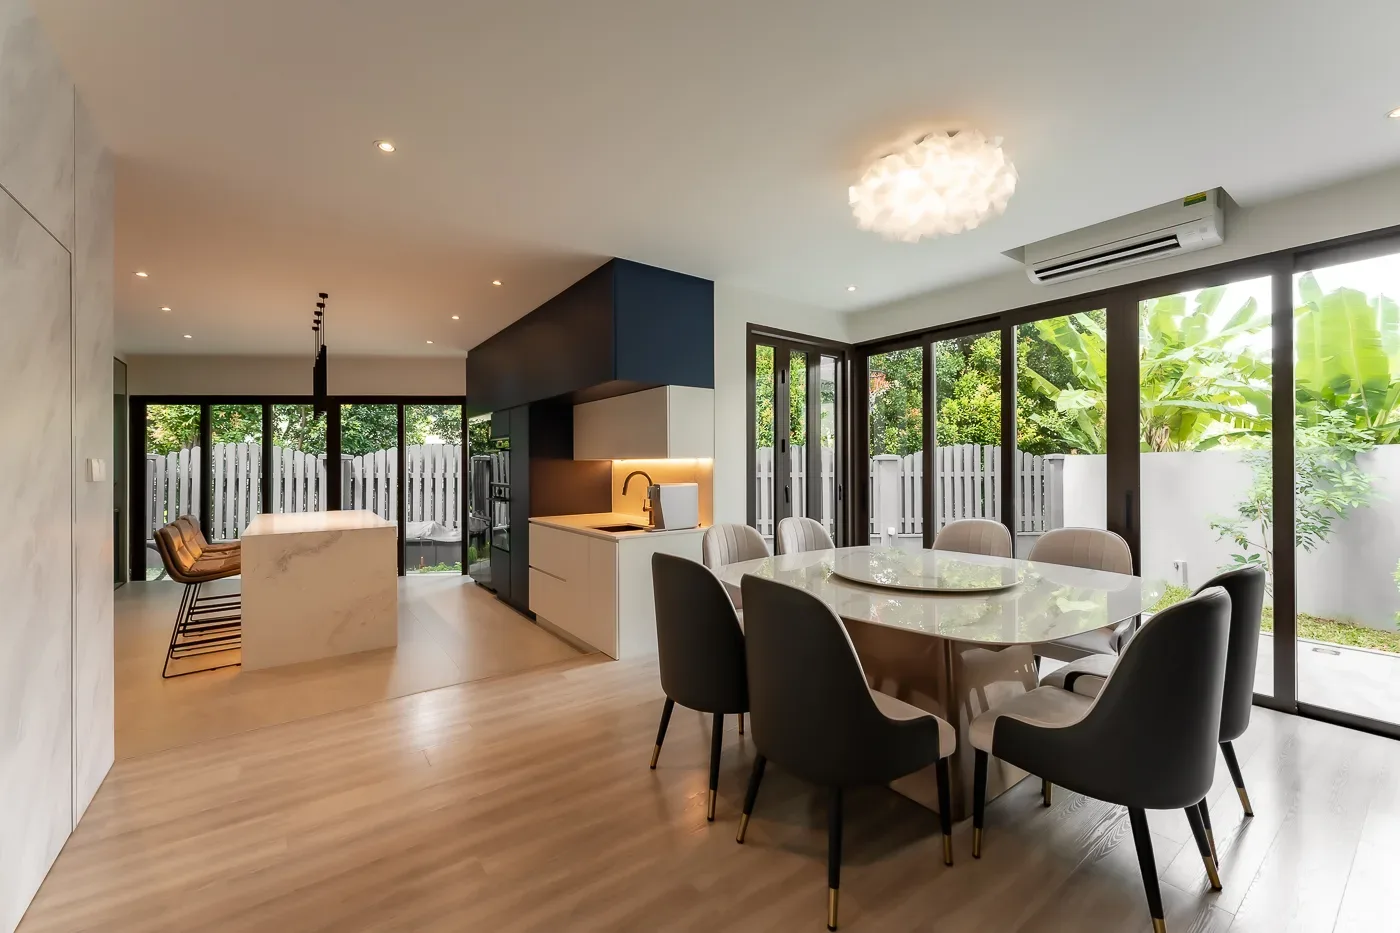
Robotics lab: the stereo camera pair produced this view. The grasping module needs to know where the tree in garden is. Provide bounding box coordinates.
[1210,408,1376,594]
[867,347,922,456]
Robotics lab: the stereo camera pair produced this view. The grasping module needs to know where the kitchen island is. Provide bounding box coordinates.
[240,510,398,671]
[528,513,706,659]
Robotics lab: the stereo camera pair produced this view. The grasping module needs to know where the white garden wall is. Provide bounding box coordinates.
[1061,448,1400,630]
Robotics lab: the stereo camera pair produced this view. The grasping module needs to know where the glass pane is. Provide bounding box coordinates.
[932,331,1002,534]
[789,350,808,519]
[466,414,493,581]
[405,404,463,573]
[1015,312,1107,558]
[754,344,775,545]
[816,355,839,539]
[1138,278,1273,696]
[144,404,200,579]
[340,403,399,539]
[1293,253,1400,724]
[208,404,263,541]
[270,404,327,514]
[868,346,923,551]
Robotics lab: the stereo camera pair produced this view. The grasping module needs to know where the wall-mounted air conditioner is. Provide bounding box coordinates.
[1021,189,1224,285]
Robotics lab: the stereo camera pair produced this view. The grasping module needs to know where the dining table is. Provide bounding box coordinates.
[717,544,1161,820]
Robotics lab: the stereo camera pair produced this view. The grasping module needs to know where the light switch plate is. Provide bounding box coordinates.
[86,458,107,483]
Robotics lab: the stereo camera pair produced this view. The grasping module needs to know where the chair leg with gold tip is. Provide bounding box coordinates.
[1128,807,1168,933]
[650,698,675,770]
[827,787,844,931]
[707,712,724,821]
[1197,798,1218,866]
[935,757,954,866]
[737,754,766,844]
[1185,803,1222,891]
[1220,741,1253,818]
[972,750,988,858]
[1042,778,1053,807]
[738,712,745,735]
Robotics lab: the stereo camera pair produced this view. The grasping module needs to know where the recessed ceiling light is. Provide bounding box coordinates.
[135,271,148,277]
[1389,107,1400,120]
[491,280,502,287]
[426,340,434,345]
[451,315,460,320]
[183,334,192,339]
[375,140,396,152]
[160,306,171,312]
[847,285,857,292]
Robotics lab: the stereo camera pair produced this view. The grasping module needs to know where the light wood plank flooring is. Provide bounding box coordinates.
[23,651,1400,932]
[116,575,584,758]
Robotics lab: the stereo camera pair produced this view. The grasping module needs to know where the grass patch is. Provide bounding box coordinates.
[1150,584,1400,656]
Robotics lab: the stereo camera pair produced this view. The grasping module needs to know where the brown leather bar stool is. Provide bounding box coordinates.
[154,522,243,677]
[176,514,241,555]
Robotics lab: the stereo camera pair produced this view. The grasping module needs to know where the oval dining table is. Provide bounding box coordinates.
[717,545,1161,820]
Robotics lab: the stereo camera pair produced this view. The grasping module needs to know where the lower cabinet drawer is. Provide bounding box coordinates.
[528,567,570,627]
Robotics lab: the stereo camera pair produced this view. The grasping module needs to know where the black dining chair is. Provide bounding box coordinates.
[969,588,1232,933]
[738,574,957,931]
[649,552,749,822]
[1042,565,1267,865]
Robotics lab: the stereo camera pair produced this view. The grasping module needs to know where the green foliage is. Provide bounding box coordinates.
[468,415,491,456]
[413,561,463,573]
[1211,408,1377,593]
[867,346,923,456]
[146,403,471,458]
[1148,583,1193,613]
[1295,272,1400,443]
[754,345,836,450]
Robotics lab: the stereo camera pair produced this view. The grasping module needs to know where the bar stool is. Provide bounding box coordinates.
[154,522,243,678]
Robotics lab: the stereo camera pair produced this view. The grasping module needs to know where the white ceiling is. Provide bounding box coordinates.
[32,0,1400,356]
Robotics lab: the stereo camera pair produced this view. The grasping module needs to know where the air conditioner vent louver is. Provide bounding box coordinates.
[1020,190,1225,285]
[1032,234,1182,283]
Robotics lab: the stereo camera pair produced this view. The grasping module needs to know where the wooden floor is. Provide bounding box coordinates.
[22,651,1400,932]
[116,575,585,758]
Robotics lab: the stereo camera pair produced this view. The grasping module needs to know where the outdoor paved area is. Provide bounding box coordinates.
[1255,633,1400,726]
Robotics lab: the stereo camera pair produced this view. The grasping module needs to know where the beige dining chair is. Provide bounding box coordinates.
[1030,526,1134,661]
[776,516,835,555]
[933,519,1012,558]
[702,523,771,571]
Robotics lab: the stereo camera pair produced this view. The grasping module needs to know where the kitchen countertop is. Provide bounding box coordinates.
[530,512,709,541]
[245,509,396,536]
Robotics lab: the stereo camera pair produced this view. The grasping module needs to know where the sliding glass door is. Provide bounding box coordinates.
[1135,276,1275,694]
[1290,249,1400,727]
[404,404,463,573]
[866,345,922,550]
[143,404,200,578]
[750,332,848,548]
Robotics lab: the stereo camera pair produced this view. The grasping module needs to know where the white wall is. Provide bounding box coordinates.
[126,353,466,396]
[849,164,1400,343]
[0,1,114,929]
[712,283,849,525]
[1061,449,1400,630]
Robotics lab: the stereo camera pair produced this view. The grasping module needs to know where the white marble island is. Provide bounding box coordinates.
[241,510,399,671]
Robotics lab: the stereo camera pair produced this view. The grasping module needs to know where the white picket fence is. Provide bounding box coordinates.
[147,443,463,542]
[755,444,1064,541]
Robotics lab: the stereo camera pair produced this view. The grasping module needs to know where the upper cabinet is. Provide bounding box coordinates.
[574,386,715,460]
[466,259,714,414]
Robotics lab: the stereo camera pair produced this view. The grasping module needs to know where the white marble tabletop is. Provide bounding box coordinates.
[244,509,395,536]
[717,546,1162,645]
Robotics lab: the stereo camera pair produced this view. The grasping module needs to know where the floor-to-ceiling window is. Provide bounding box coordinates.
[143,404,201,578]
[749,330,849,548]
[866,345,923,550]
[270,404,328,514]
[404,403,463,573]
[1013,310,1109,557]
[1136,276,1274,694]
[930,329,1003,542]
[208,403,263,541]
[1291,249,1400,726]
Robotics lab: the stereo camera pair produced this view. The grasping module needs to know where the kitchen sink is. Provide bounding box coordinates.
[590,523,650,533]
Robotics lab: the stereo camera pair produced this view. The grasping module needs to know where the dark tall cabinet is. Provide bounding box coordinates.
[487,401,610,615]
